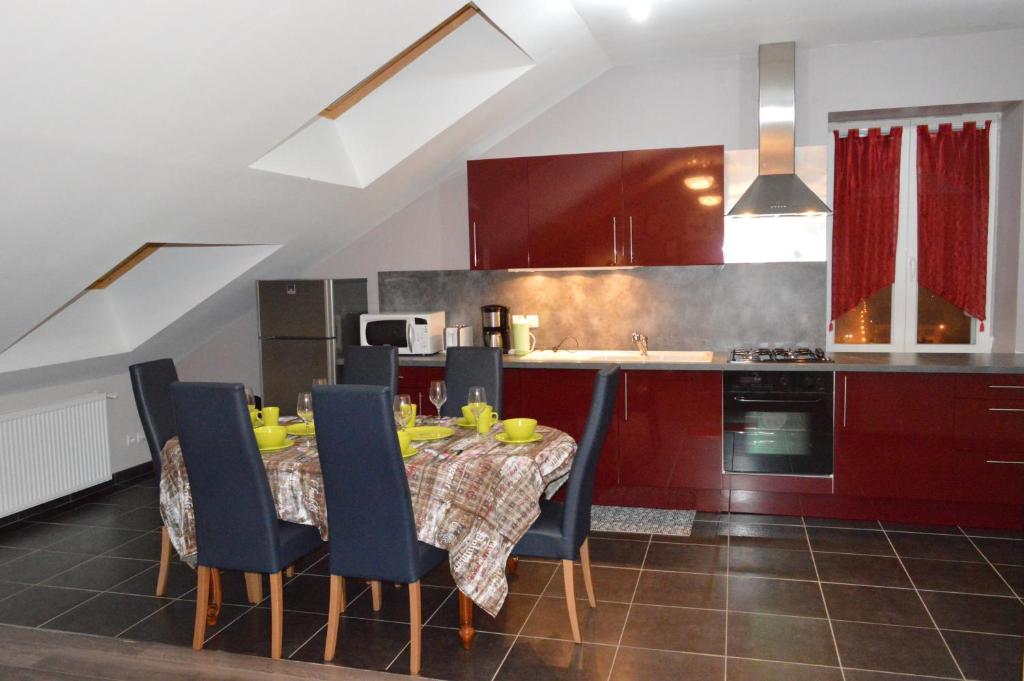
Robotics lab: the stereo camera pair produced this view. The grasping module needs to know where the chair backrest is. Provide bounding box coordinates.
[171,381,284,573]
[561,366,621,551]
[341,345,399,398]
[129,358,179,476]
[312,384,424,583]
[441,347,504,417]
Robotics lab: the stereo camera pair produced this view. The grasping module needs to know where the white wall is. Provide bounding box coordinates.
[310,28,1024,350]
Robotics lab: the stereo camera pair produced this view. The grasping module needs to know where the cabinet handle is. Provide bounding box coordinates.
[986,460,1024,465]
[989,385,1024,389]
[629,215,634,263]
[623,372,628,421]
[472,222,478,268]
[842,376,848,428]
[612,217,617,265]
[989,407,1024,412]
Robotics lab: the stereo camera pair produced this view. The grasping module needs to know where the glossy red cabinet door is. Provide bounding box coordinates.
[618,371,723,490]
[398,366,444,418]
[622,146,725,266]
[467,158,530,270]
[527,152,622,268]
[516,368,620,491]
[835,372,957,500]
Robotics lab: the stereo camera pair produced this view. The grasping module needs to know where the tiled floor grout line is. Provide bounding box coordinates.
[603,533,652,681]
[379,582,460,672]
[722,526,730,681]
[878,527,967,681]
[485,556,563,681]
[956,525,1024,604]
[802,516,847,681]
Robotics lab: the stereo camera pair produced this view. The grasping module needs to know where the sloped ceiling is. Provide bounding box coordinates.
[0,0,610,379]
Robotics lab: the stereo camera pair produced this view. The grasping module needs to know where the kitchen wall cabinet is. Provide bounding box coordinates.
[467,158,530,270]
[618,370,723,492]
[622,146,724,266]
[527,152,623,268]
[835,372,957,500]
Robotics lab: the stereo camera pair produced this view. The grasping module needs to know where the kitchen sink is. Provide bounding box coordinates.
[513,349,714,363]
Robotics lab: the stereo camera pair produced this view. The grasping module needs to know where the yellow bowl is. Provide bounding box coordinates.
[254,425,288,449]
[502,418,537,441]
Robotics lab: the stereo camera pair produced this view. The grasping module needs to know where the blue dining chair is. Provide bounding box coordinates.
[313,384,447,674]
[341,344,399,398]
[510,365,620,643]
[171,381,323,659]
[441,346,504,417]
[128,358,179,597]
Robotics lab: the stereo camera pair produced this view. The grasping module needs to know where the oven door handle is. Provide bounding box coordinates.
[732,397,823,404]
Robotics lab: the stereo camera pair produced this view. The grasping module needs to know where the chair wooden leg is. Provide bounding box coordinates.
[580,538,597,608]
[155,526,171,597]
[562,559,581,644]
[244,572,263,604]
[206,568,222,626]
[506,556,519,576]
[324,575,345,662]
[192,566,210,650]
[269,572,284,659]
[285,565,295,578]
[409,581,422,675]
[370,580,382,611]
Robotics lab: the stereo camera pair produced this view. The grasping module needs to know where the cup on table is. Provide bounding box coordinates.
[259,406,281,426]
[248,406,262,426]
[402,403,417,428]
[473,405,499,434]
[397,428,412,456]
[502,418,537,441]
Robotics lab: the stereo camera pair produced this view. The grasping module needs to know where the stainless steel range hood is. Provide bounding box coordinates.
[727,42,831,217]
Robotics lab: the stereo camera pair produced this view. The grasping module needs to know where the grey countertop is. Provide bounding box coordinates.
[356,350,1024,374]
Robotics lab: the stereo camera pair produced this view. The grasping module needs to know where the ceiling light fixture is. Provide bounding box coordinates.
[626,0,652,22]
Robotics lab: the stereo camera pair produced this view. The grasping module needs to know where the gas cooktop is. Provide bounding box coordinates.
[730,347,833,364]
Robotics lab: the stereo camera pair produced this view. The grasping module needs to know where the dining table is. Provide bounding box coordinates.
[158,416,577,648]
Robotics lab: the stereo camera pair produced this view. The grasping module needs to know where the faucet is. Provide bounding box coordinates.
[631,331,648,356]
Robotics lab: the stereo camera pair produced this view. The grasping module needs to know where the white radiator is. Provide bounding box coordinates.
[0,393,113,517]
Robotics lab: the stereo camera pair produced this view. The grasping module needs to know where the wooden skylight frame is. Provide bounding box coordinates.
[319,3,483,120]
[88,242,164,290]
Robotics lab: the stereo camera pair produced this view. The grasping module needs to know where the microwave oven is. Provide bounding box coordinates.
[359,312,445,355]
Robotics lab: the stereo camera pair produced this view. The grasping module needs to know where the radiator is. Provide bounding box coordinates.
[0,393,113,517]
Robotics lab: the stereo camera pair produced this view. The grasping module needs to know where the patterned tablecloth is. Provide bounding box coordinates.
[159,417,577,616]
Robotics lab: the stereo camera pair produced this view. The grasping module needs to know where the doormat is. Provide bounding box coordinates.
[590,505,695,536]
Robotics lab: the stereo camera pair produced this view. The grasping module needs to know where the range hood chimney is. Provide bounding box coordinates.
[727,42,831,217]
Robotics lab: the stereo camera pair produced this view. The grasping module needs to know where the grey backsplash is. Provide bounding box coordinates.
[379,263,827,351]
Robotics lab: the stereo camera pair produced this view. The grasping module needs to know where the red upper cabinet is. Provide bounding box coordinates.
[527,152,623,268]
[622,146,725,266]
[467,157,530,270]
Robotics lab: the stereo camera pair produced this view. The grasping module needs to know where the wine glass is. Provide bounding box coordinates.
[467,386,487,432]
[429,380,447,424]
[296,392,314,445]
[393,394,412,431]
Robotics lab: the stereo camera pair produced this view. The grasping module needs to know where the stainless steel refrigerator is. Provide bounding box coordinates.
[258,280,339,414]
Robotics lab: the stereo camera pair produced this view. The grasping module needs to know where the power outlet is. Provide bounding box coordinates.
[125,431,146,447]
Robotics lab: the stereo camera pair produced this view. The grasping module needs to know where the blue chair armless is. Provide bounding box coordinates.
[341,344,399,398]
[441,346,504,417]
[172,381,322,658]
[313,384,446,672]
[511,365,620,643]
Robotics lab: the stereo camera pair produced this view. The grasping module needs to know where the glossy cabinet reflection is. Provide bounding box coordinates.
[467,158,530,270]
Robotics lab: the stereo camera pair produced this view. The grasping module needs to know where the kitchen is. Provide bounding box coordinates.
[1,2,1023,680]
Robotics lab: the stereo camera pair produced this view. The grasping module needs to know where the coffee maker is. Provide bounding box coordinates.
[480,304,510,353]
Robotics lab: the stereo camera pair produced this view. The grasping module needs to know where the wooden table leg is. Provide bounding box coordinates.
[457,591,475,650]
[206,568,222,626]
[506,556,519,577]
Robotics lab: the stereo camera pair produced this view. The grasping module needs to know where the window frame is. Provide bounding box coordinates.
[826,113,1000,354]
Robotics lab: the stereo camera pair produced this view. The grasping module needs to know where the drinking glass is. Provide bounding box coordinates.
[296,392,314,445]
[394,394,412,431]
[429,380,447,424]
[467,386,487,433]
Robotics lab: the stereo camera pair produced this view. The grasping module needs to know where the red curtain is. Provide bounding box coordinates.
[831,127,903,322]
[917,121,990,322]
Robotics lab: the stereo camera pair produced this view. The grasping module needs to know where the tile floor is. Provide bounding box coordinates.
[0,477,1021,681]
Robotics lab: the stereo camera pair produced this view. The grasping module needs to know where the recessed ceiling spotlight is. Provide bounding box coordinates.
[626,0,652,22]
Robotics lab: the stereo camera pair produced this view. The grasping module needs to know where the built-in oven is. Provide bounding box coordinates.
[723,371,834,476]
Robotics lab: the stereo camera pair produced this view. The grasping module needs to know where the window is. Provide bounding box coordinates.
[827,114,999,353]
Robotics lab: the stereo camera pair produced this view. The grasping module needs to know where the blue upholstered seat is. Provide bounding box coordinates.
[341,344,399,398]
[441,346,504,417]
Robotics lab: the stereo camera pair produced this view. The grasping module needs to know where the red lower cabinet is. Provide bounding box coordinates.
[835,372,957,500]
[397,366,444,418]
[952,375,1024,505]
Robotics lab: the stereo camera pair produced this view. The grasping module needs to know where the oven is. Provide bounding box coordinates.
[723,371,834,476]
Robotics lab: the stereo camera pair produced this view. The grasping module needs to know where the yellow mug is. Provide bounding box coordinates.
[397,429,412,456]
[474,405,500,434]
[258,406,280,427]
[401,403,417,428]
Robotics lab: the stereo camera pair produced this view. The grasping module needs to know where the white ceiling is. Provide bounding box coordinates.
[570,0,1024,64]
